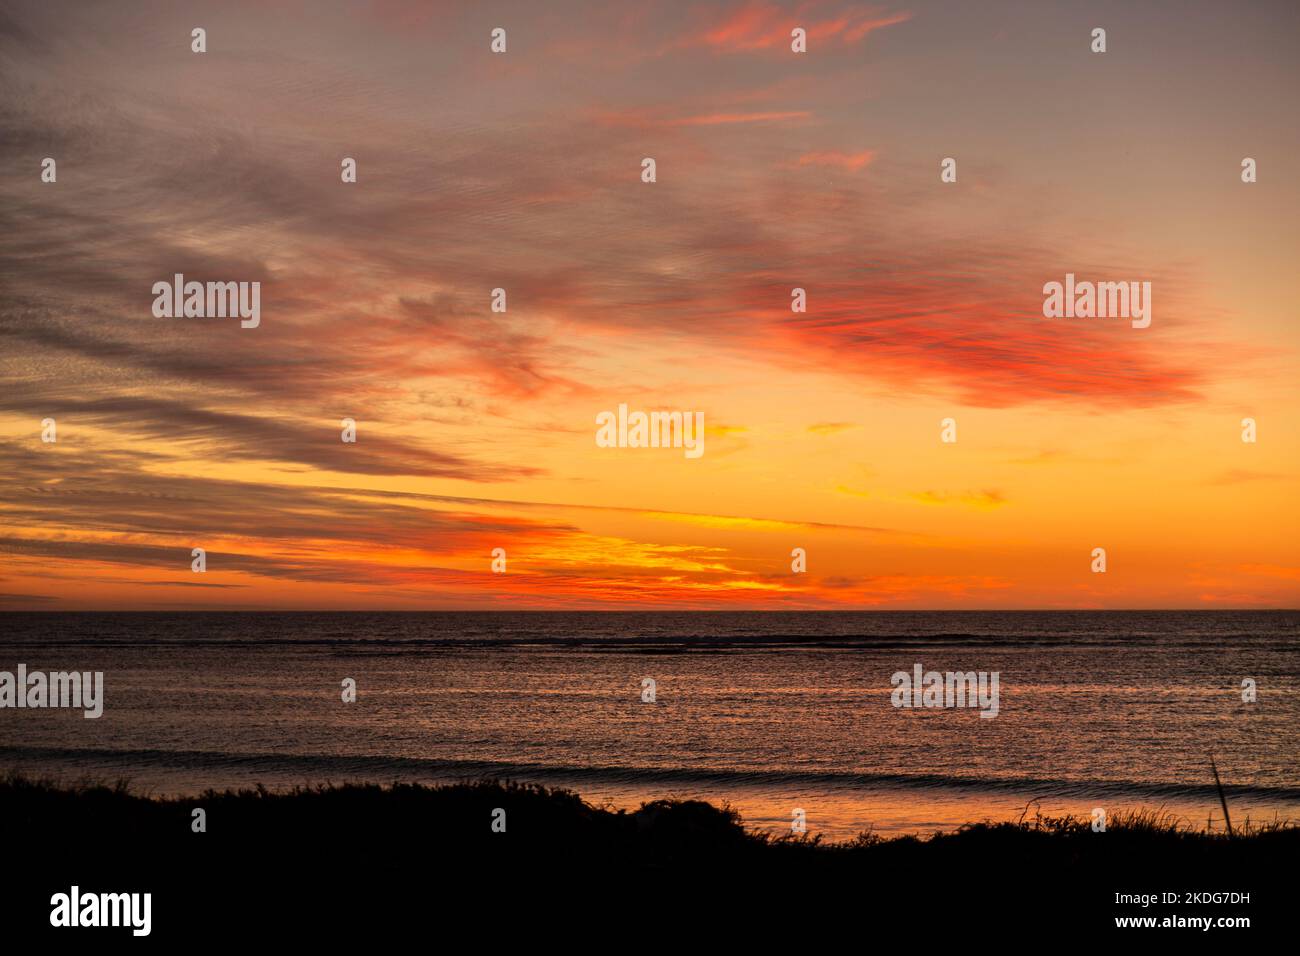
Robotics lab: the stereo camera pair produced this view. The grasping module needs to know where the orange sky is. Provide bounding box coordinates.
[1,0,1297,609]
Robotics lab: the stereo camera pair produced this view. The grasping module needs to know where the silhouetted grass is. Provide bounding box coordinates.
[4,771,1291,936]
[3,770,1292,861]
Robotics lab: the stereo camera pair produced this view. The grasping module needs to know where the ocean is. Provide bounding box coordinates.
[2,610,1296,838]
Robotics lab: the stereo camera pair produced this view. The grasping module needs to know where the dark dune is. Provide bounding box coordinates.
[1,773,1288,939]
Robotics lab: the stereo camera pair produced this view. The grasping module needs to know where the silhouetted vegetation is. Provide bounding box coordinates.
[3,773,1289,936]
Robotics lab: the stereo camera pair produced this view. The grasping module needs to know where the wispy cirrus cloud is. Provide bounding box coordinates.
[0,0,1292,610]
[808,422,856,435]
[684,2,911,52]
[795,149,876,171]
[908,490,1007,510]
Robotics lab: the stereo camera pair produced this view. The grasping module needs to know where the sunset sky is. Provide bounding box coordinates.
[2,0,1297,609]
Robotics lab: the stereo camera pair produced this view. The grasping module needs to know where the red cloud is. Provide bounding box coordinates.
[693,2,910,51]
[796,149,877,170]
